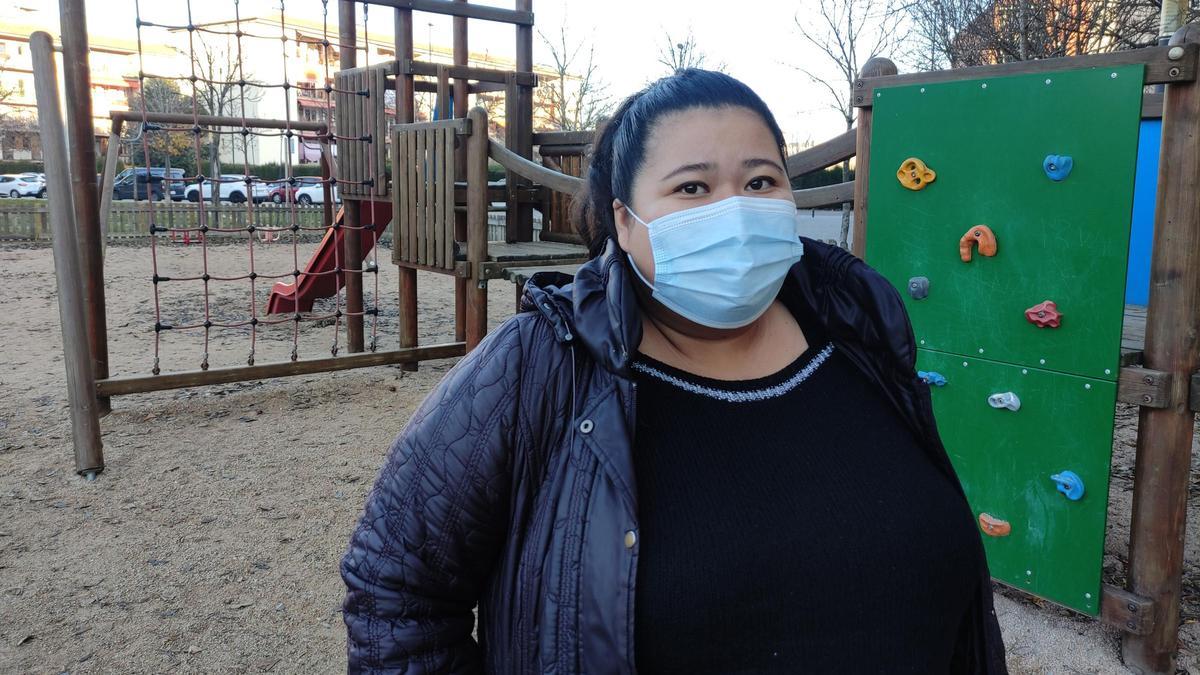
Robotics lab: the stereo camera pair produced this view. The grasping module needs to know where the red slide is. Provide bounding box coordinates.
[266,200,392,314]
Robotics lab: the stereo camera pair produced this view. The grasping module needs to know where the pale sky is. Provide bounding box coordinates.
[37,0,859,147]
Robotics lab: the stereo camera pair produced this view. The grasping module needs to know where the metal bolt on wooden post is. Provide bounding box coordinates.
[1121,21,1200,675]
[30,31,104,477]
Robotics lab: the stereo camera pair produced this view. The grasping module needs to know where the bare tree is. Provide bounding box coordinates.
[535,21,613,132]
[894,0,988,70]
[0,56,38,161]
[792,0,901,250]
[189,33,264,211]
[656,27,724,74]
[898,0,1193,70]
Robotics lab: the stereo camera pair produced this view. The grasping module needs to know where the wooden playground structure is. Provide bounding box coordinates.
[30,0,1199,671]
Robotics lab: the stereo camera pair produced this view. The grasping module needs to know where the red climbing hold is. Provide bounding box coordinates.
[1025,300,1062,328]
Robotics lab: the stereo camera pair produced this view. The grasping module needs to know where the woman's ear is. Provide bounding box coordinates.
[613,198,634,252]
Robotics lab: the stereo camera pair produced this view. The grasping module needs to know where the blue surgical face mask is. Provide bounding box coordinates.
[624,195,804,329]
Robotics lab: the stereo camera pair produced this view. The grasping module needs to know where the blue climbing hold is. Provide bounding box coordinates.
[1043,154,1073,181]
[918,370,947,387]
[1050,470,1085,501]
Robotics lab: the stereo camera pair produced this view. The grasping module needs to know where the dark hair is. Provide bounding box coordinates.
[573,68,789,258]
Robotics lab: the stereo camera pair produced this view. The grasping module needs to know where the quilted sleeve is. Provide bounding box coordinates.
[340,320,526,673]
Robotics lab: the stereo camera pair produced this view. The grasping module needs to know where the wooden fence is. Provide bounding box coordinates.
[0,199,331,242]
[1,198,536,245]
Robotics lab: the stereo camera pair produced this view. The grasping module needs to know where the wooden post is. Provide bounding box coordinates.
[395,6,419,371]
[1121,22,1200,675]
[507,0,534,243]
[59,0,110,416]
[850,57,897,261]
[452,0,469,342]
[99,118,124,255]
[339,0,365,353]
[465,108,489,349]
[320,142,335,230]
[31,32,104,477]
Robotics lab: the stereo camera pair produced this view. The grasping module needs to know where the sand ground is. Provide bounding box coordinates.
[0,240,1195,673]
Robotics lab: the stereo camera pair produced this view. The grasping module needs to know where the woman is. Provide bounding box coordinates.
[341,68,1007,673]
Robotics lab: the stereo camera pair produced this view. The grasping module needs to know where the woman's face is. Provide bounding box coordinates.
[612,105,792,285]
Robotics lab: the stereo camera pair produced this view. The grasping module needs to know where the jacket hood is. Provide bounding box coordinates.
[519,236,917,379]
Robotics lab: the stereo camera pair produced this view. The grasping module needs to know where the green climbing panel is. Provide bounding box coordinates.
[866,66,1143,381]
[916,351,1116,615]
[865,66,1144,616]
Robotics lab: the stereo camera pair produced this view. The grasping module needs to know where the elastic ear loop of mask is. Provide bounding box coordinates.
[622,205,658,292]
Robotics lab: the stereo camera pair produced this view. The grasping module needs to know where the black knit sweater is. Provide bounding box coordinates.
[631,300,980,673]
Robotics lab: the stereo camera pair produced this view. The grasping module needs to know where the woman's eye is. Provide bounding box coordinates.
[677,182,708,195]
[747,176,777,191]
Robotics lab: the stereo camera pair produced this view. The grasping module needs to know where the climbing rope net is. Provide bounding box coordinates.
[131,0,386,374]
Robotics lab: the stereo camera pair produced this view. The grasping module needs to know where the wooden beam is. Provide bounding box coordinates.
[61,0,110,419]
[412,80,506,94]
[395,3,419,373]
[785,128,856,178]
[1116,367,1173,408]
[1101,584,1157,636]
[392,117,472,134]
[480,258,588,280]
[538,231,584,245]
[96,343,466,397]
[31,30,104,476]
[853,44,1199,108]
[1121,22,1200,674]
[852,57,898,259]
[400,59,537,86]
[111,110,327,132]
[489,140,584,195]
[793,181,855,209]
[465,107,490,349]
[533,130,595,146]
[362,0,533,25]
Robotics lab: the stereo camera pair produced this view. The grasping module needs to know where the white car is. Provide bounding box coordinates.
[184,174,269,203]
[0,174,43,198]
[294,181,340,205]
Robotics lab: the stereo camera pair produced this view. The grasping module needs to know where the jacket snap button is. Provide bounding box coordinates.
[624,530,637,548]
[579,419,594,434]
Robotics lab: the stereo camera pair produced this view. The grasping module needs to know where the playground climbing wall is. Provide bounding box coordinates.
[865,66,1145,615]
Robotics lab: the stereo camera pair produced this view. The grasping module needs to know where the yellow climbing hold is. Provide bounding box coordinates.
[897,157,936,191]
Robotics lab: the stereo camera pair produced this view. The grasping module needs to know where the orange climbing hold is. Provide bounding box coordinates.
[897,157,936,191]
[959,225,998,262]
[979,513,1012,537]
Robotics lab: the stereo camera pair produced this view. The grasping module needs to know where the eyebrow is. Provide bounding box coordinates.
[659,158,786,182]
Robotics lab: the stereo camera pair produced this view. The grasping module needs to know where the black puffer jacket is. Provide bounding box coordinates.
[341,237,1008,673]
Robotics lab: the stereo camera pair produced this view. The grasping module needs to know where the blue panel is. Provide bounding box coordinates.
[1125,120,1161,307]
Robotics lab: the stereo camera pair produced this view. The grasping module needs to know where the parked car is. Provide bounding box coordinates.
[267,181,298,204]
[294,180,338,205]
[19,173,46,198]
[0,174,43,198]
[184,174,269,203]
[111,167,186,201]
[266,177,327,204]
